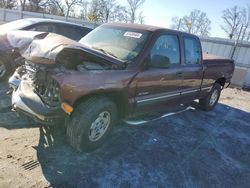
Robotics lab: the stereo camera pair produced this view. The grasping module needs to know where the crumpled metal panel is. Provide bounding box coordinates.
[0,30,42,53]
[21,32,84,64]
[0,30,123,66]
[0,30,83,64]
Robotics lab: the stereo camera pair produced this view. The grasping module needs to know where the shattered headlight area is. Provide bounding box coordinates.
[32,65,60,107]
[9,60,64,123]
[10,61,61,109]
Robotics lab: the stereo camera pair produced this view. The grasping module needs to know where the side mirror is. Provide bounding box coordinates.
[148,55,170,68]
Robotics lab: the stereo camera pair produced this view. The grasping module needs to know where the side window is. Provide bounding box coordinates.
[28,23,56,33]
[184,37,201,64]
[149,34,180,68]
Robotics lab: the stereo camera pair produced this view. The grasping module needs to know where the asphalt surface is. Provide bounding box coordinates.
[0,82,250,188]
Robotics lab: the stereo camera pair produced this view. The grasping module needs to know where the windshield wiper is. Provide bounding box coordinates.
[92,46,118,59]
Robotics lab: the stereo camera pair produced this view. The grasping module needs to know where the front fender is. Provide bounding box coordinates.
[53,70,137,105]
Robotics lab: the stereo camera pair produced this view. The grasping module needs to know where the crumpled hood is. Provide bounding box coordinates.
[0,30,123,66]
[0,30,42,53]
[21,32,85,64]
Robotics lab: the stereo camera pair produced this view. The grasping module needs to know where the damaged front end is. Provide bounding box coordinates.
[9,62,65,124]
[8,32,123,124]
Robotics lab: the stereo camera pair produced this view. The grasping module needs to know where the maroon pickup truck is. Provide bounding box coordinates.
[9,23,234,151]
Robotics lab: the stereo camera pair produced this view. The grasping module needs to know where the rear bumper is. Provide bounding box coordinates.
[11,79,65,124]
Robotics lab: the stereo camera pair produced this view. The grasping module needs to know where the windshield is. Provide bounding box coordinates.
[0,19,34,31]
[79,25,150,62]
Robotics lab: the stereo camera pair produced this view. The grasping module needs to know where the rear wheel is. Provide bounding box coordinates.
[66,96,117,152]
[199,83,221,111]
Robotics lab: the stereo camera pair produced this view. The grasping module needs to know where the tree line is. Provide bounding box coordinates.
[171,5,250,41]
[1,1,249,41]
[0,0,145,24]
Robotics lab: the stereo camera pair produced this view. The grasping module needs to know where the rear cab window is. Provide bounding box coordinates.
[183,37,201,64]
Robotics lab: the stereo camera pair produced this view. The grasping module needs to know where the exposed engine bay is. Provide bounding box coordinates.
[56,48,112,71]
[10,54,112,109]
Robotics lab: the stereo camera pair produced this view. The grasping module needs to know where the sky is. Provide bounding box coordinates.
[120,0,249,38]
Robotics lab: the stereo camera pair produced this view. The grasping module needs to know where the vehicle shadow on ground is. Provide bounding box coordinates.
[35,103,250,188]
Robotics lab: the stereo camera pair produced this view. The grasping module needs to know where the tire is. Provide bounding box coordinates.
[199,83,221,111]
[66,96,117,152]
[0,56,12,81]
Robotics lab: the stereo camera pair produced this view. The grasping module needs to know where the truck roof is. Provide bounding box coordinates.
[104,23,197,37]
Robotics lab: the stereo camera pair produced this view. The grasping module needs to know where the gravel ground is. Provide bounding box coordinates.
[0,82,250,188]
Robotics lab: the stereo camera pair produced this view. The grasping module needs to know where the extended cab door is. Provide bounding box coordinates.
[178,35,204,101]
[134,33,183,113]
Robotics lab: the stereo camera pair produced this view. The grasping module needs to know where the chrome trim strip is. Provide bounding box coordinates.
[137,92,180,104]
[137,87,211,104]
[181,89,199,95]
[201,87,211,91]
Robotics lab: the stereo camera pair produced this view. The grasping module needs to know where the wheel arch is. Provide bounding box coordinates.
[72,91,130,119]
[215,77,226,88]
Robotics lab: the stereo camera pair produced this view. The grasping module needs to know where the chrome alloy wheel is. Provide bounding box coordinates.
[88,111,111,142]
[209,90,218,106]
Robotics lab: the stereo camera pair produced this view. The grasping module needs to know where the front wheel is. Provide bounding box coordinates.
[66,96,117,152]
[199,83,221,111]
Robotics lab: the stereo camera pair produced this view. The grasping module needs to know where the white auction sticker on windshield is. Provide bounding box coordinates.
[124,32,142,38]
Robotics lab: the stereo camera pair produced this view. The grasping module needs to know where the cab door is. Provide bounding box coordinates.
[178,35,204,102]
[134,33,183,114]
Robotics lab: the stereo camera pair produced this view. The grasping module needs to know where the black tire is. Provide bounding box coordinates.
[0,56,12,81]
[66,96,117,152]
[199,83,221,111]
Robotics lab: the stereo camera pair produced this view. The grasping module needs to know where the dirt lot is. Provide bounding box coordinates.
[0,82,250,188]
